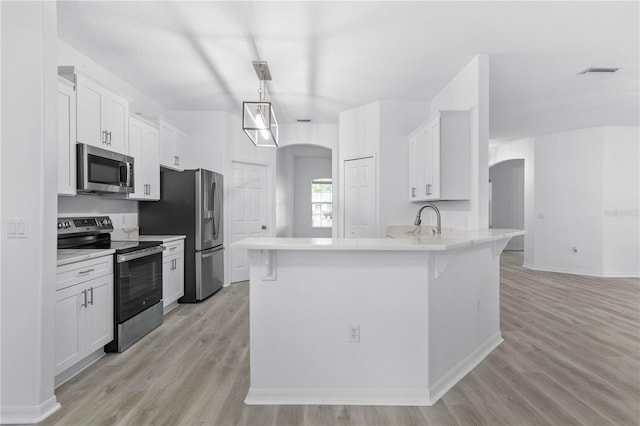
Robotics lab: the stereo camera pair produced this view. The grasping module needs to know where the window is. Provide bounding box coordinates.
[311,179,332,228]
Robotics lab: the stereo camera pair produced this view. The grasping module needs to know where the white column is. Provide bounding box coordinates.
[0,2,60,423]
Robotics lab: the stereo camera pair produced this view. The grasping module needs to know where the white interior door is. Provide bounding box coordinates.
[344,156,376,238]
[230,162,268,283]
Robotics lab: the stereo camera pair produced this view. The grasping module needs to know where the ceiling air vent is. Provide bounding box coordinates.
[579,67,619,74]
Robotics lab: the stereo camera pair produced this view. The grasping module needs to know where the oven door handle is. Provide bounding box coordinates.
[117,245,165,263]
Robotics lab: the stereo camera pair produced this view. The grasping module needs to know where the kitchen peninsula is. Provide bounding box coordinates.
[233,227,524,406]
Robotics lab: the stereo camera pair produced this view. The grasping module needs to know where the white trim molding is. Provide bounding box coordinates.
[0,396,61,425]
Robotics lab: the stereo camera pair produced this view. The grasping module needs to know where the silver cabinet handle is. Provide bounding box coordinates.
[78,268,95,276]
[102,130,108,144]
[88,287,94,305]
[81,289,88,308]
[261,225,267,230]
[411,187,416,198]
[425,184,432,195]
[107,131,112,145]
[176,156,180,166]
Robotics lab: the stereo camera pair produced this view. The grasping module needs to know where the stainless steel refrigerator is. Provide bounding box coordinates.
[139,168,223,302]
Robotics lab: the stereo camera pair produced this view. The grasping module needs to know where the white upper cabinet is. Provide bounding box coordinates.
[128,115,160,201]
[74,71,130,155]
[156,117,188,171]
[57,77,76,196]
[408,110,470,202]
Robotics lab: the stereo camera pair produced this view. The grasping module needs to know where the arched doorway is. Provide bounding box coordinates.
[489,159,524,250]
[276,144,333,237]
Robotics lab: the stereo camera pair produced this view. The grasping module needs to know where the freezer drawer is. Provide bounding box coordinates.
[196,246,224,300]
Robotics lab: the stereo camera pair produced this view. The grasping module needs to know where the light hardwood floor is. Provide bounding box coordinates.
[43,251,640,426]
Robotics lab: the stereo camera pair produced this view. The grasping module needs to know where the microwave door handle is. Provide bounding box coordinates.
[127,162,133,187]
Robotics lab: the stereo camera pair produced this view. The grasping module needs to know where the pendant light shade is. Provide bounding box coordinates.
[242,61,279,147]
[242,101,279,147]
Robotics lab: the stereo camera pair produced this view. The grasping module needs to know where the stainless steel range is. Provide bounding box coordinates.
[57,216,164,352]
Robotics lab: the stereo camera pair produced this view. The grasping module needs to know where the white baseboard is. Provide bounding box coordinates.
[55,348,105,388]
[429,332,504,403]
[0,395,60,424]
[523,263,639,278]
[245,388,432,406]
[245,334,504,407]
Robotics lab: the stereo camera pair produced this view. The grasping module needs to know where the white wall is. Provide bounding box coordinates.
[275,147,294,237]
[602,127,639,276]
[378,101,431,236]
[535,128,605,275]
[429,55,490,229]
[490,126,639,277]
[171,111,228,174]
[1,2,61,423]
[489,160,525,250]
[293,153,332,238]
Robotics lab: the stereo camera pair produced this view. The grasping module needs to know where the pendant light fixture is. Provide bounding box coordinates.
[242,61,279,147]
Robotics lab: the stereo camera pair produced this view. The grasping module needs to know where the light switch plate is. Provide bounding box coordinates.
[7,218,29,238]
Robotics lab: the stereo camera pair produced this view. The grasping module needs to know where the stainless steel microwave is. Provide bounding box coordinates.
[77,143,134,194]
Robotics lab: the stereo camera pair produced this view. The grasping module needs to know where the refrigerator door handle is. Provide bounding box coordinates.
[212,181,218,240]
[201,246,224,259]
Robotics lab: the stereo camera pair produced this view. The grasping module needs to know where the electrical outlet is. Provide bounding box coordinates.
[349,325,360,343]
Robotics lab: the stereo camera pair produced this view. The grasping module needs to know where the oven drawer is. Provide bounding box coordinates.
[56,255,113,291]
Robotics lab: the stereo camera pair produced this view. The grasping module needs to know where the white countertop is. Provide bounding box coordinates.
[57,248,115,267]
[137,235,186,244]
[232,228,525,251]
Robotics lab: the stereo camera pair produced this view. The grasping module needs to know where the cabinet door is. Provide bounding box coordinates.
[128,118,145,199]
[174,130,188,169]
[423,118,441,200]
[143,126,160,200]
[408,134,418,201]
[159,122,176,169]
[76,75,105,148]
[55,285,84,375]
[84,275,114,354]
[162,256,173,309]
[171,254,185,302]
[105,93,129,154]
[57,81,76,196]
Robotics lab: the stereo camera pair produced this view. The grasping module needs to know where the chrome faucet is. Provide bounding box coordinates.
[414,203,441,234]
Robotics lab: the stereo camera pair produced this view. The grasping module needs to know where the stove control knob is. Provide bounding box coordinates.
[65,221,71,228]
[100,219,110,226]
[57,222,63,229]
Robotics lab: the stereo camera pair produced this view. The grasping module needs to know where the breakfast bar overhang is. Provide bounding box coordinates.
[233,229,524,406]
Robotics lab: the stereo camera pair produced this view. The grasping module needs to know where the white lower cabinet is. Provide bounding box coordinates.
[55,256,114,379]
[162,240,184,313]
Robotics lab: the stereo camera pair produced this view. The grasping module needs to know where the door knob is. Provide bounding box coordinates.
[261,225,267,230]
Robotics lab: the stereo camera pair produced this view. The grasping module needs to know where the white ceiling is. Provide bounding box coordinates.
[57,1,639,141]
